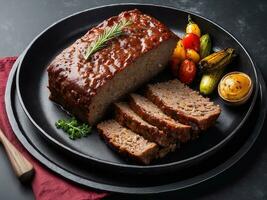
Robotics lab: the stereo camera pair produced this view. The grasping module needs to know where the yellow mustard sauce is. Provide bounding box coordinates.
[219,72,251,101]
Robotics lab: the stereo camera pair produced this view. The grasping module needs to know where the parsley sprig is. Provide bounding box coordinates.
[84,19,132,60]
[55,117,91,140]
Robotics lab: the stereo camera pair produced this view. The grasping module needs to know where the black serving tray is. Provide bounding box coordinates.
[5,56,266,194]
[15,4,259,174]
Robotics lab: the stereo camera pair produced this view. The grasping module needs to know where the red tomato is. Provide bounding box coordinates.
[182,33,200,52]
[178,59,197,84]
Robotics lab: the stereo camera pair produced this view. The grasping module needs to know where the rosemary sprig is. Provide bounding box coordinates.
[55,117,91,140]
[84,19,132,60]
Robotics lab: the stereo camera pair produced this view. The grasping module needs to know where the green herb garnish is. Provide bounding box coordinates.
[55,117,91,140]
[84,19,132,60]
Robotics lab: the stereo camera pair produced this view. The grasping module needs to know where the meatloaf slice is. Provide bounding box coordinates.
[114,102,176,147]
[47,9,178,125]
[129,94,191,142]
[146,79,221,131]
[97,120,159,165]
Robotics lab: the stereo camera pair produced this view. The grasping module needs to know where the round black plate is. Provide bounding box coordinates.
[16,4,258,173]
[6,56,266,194]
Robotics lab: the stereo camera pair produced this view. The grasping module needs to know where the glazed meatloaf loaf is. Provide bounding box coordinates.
[146,79,221,131]
[129,94,191,142]
[47,9,178,125]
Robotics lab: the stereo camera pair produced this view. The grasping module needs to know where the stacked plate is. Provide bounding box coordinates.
[5,4,266,194]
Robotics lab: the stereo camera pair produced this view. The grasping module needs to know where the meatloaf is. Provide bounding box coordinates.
[114,102,176,147]
[47,9,178,125]
[129,94,191,142]
[146,79,221,131]
[97,120,159,165]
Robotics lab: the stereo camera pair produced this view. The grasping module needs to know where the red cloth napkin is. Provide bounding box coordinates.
[0,57,108,200]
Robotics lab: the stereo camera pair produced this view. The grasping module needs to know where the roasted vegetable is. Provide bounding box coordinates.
[178,59,197,84]
[185,49,200,63]
[171,40,186,74]
[199,69,224,95]
[200,34,212,58]
[172,40,186,63]
[182,33,200,52]
[186,15,201,37]
[199,48,236,72]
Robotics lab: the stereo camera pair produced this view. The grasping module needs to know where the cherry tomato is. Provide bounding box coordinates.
[172,40,186,62]
[186,15,201,37]
[170,40,186,74]
[178,59,197,84]
[185,49,200,63]
[182,33,200,52]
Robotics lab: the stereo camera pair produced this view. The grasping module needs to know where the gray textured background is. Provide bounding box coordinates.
[0,0,266,199]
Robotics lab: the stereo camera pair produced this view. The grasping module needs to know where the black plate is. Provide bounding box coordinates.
[16,4,258,173]
[6,56,266,193]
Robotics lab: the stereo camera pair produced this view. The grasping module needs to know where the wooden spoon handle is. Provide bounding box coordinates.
[0,129,34,182]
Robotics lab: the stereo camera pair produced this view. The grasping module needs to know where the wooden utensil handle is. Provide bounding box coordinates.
[0,129,34,182]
